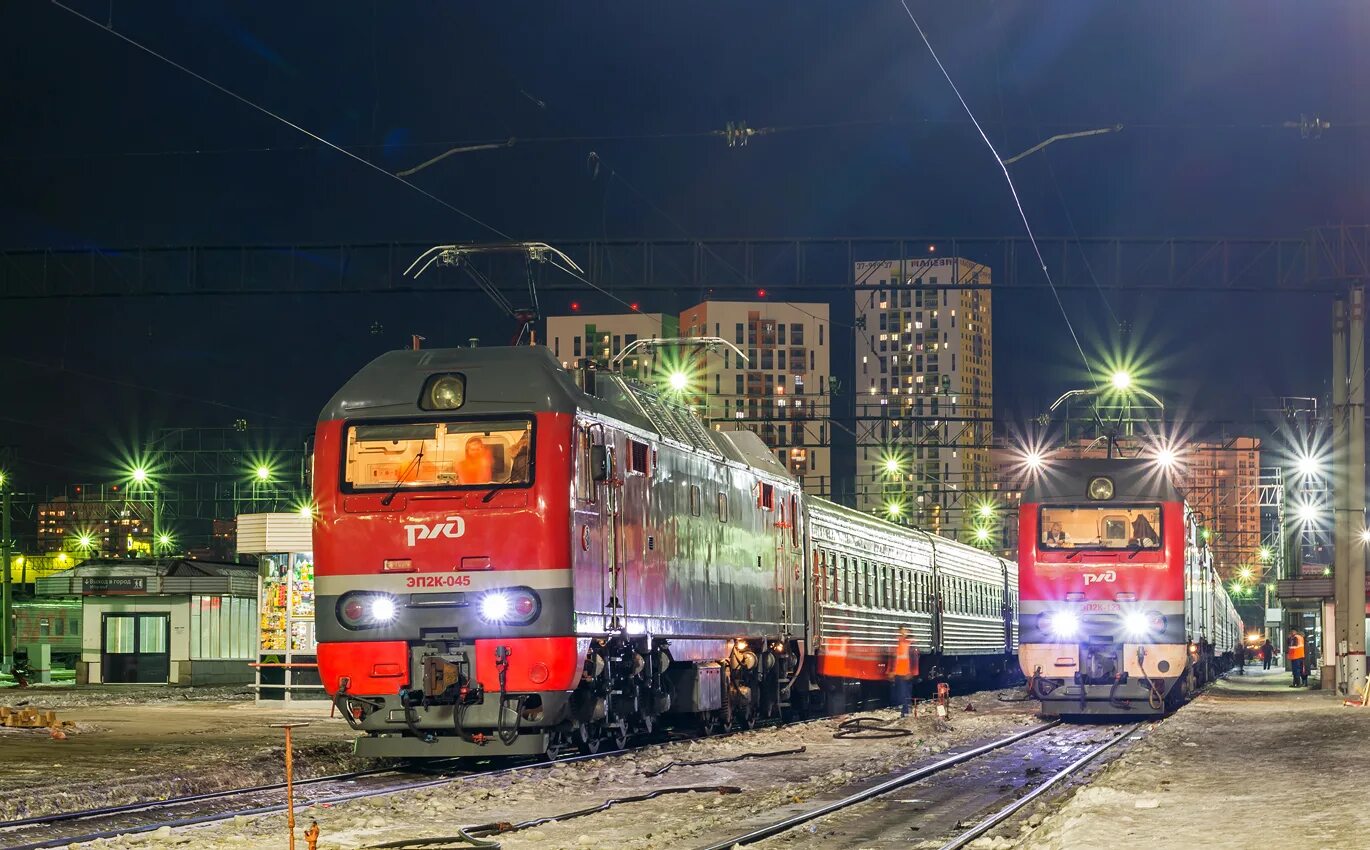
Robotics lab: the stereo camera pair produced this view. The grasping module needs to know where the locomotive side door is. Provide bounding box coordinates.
[572,422,614,634]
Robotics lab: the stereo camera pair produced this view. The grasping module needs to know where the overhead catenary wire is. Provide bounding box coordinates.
[46,1,655,325]
[896,0,1094,381]
[44,1,514,244]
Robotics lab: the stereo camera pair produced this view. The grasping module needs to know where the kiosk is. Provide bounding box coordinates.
[237,513,323,703]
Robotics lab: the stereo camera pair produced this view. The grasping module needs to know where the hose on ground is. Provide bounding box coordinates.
[833,716,914,739]
[643,745,806,777]
[362,785,743,849]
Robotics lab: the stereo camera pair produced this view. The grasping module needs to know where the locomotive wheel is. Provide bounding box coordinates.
[575,721,601,755]
[699,712,719,736]
[610,725,629,751]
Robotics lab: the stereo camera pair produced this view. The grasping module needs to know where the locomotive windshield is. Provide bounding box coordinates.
[343,418,532,490]
[1039,504,1161,550]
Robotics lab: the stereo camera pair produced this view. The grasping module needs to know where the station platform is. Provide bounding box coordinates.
[1031,664,1370,848]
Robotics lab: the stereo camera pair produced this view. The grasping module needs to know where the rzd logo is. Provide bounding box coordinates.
[1083,571,1117,585]
[404,516,466,547]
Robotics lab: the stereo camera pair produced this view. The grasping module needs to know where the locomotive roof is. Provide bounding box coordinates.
[320,345,792,479]
[1023,457,1183,503]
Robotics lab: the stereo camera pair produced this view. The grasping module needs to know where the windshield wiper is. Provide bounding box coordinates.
[380,448,424,506]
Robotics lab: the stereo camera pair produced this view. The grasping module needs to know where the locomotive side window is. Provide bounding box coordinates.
[1039,504,1162,549]
[758,482,775,510]
[628,440,650,475]
[344,418,532,491]
[574,428,597,503]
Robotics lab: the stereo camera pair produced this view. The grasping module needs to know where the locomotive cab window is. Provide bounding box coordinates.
[344,418,533,491]
[1039,504,1162,550]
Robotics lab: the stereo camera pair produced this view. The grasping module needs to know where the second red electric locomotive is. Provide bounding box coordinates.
[1018,458,1241,716]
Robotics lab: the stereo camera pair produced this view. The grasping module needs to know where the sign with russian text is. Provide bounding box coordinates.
[83,576,147,594]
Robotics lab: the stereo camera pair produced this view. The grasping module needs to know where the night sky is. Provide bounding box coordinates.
[2,1,1368,490]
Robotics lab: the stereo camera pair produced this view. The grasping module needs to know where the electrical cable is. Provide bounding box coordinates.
[641,745,807,777]
[896,0,1094,380]
[832,715,914,739]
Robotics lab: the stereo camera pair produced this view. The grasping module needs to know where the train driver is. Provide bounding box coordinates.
[1044,521,1069,545]
[457,437,495,484]
[1130,513,1158,547]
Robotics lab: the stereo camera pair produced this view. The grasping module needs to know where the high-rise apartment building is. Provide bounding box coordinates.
[853,257,992,540]
[545,313,679,379]
[678,301,832,496]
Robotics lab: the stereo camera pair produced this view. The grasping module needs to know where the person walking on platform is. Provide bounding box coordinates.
[1288,629,1307,687]
[890,624,915,717]
[1261,637,1274,670]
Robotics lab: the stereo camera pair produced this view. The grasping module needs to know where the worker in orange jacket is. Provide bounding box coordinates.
[890,624,915,717]
[1288,629,1307,687]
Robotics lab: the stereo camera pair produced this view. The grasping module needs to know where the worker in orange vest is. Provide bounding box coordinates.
[1288,629,1307,687]
[890,624,914,717]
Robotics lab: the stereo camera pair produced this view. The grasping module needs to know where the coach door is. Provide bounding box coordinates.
[101,612,170,684]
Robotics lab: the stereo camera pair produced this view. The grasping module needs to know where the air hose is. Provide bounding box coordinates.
[643,746,807,777]
[833,716,914,739]
[494,645,524,746]
[1136,647,1164,711]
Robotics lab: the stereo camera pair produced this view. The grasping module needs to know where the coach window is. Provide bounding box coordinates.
[829,553,840,602]
[717,493,729,523]
[789,496,800,546]
[689,484,702,516]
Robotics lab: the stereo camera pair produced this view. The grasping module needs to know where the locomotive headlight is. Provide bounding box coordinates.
[1124,611,1151,636]
[370,596,398,623]
[420,373,466,410]
[478,588,541,624]
[1048,610,1079,639]
[480,592,511,621]
[339,592,401,629]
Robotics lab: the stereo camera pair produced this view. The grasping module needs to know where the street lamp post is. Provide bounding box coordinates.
[1,472,12,670]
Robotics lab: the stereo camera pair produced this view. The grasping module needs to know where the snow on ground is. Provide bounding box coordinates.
[1011,666,1370,850]
[0,696,359,819]
[74,688,1042,850]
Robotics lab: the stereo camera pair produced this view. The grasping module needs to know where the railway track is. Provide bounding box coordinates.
[0,751,614,850]
[694,719,1145,850]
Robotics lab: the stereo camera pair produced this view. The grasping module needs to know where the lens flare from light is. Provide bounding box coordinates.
[667,370,689,391]
[1111,370,1132,391]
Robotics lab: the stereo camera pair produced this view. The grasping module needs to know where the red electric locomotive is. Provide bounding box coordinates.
[314,345,809,756]
[1018,458,1242,716]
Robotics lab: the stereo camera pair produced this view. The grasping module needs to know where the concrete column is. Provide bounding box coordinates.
[1344,288,1367,693]
[1332,296,1349,689]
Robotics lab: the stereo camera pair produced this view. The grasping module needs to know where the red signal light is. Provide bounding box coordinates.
[570,301,580,312]
[514,594,536,617]
[630,302,640,311]
[757,288,767,298]
[343,598,365,623]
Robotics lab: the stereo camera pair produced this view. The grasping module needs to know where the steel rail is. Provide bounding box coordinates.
[938,721,1145,850]
[0,759,466,830]
[693,719,1062,850]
